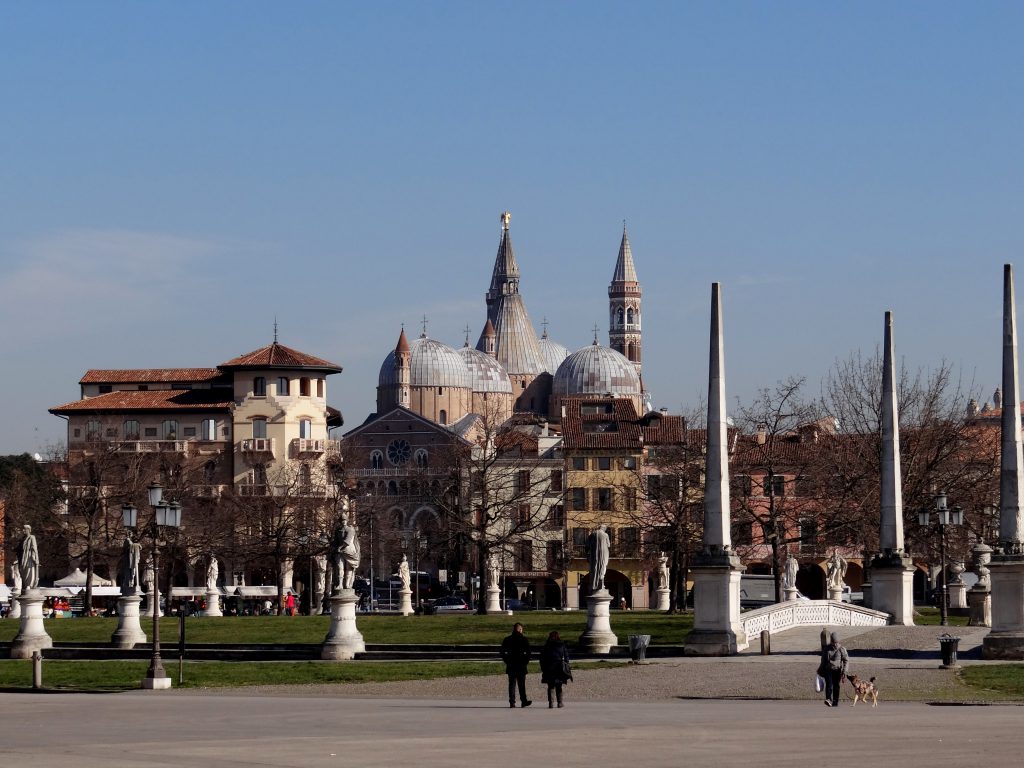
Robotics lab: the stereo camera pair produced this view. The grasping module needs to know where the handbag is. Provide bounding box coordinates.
[562,659,573,681]
[814,674,824,693]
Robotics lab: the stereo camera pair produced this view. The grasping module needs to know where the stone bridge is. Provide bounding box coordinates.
[740,600,889,639]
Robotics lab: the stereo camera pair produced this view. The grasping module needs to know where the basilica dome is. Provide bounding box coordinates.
[553,342,641,397]
[378,336,472,389]
[537,336,570,375]
[456,345,513,393]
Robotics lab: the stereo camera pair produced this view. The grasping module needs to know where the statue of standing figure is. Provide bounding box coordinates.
[331,510,361,592]
[18,525,39,591]
[120,534,142,592]
[487,553,500,589]
[587,525,610,592]
[784,554,799,590]
[826,550,848,591]
[11,562,22,595]
[398,554,411,591]
[206,556,219,590]
[657,554,670,589]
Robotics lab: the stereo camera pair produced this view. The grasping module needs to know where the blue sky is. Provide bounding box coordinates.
[1,3,1022,454]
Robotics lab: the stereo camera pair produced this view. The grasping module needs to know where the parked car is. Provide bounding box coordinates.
[431,596,470,612]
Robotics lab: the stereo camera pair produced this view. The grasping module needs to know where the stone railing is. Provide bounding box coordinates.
[739,600,889,638]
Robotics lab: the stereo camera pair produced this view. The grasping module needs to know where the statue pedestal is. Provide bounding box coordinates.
[398,588,413,616]
[827,586,843,602]
[948,581,967,609]
[684,554,747,655]
[655,587,671,611]
[203,589,223,617]
[869,555,915,625]
[111,594,147,648]
[143,590,163,617]
[322,590,365,660]
[983,555,1024,659]
[783,586,798,602]
[968,587,991,627]
[11,591,53,659]
[486,586,502,613]
[578,590,617,654]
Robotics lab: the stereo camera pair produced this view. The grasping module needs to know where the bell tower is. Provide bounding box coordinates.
[608,223,642,379]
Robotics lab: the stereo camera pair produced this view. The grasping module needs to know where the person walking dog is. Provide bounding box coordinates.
[500,622,532,708]
[822,631,849,707]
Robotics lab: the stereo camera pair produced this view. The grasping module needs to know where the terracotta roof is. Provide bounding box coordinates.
[50,389,234,414]
[80,368,222,384]
[219,342,342,372]
[641,413,686,445]
[561,397,644,449]
[395,328,410,354]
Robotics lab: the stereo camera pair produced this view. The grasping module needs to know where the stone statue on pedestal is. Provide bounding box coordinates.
[206,556,219,590]
[784,555,799,590]
[399,554,411,590]
[120,534,141,591]
[587,525,610,592]
[18,526,39,591]
[488,554,500,589]
[826,550,847,591]
[11,562,22,595]
[331,510,360,592]
[657,554,670,589]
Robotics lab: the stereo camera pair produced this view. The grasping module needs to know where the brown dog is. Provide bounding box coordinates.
[846,674,878,707]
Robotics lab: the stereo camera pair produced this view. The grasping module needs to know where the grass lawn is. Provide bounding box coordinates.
[0,658,628,692]
[0,611,693,647]
[913,607,970,626]
[959,665,1024,699]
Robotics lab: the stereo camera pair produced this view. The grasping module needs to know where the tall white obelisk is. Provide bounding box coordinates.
[684,283,747,655]
[984,264,1024,659]
[869,311,915,624]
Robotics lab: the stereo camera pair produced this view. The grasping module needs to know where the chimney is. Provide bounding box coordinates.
[756,423,767,445]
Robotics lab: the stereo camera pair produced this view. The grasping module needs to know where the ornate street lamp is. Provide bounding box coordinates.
[123,481,182,689]
[918,491,962,626]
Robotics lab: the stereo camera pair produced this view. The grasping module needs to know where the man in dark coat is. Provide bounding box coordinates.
[500,622,532,708]
[822,631,849,707]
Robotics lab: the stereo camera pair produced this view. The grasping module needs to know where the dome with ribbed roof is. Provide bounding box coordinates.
[553,342,641,397]
[537,336,570,375]
[456,345,513,393]
[379,336,471,389]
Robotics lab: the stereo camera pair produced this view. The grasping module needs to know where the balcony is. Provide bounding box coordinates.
[193,485,224,499]
[115,440,188,453]
[291,438,339,457]
[239,438,275,457]
[350,467,449,477]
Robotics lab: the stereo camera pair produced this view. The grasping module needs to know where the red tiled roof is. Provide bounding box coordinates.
[219,342,342,372]
[561,397,644,449]
[80,368,222,384]
[50,390,233,414]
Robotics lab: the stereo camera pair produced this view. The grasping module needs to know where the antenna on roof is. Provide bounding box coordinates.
[421,315,428,337]
[273,316,278,344]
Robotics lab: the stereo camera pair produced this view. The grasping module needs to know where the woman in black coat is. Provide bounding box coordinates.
[539,630,572,708]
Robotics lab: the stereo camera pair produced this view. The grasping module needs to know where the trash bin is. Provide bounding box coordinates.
[628,634,651,662]
[938,634,961,668]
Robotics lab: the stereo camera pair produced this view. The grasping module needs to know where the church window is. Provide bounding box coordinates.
[386,439,412,465]
[370,450,384,470]
[414,448,428,468]
[438,387,443,395]
[626,307,635,325]
[253,377,266,397]
[439,409,447,425]
[617,307,624,327]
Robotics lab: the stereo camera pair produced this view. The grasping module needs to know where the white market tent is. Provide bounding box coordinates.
[51,568,121,596]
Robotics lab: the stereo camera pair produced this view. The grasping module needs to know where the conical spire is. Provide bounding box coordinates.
[487,211,520,305]
[395,327,410,354]
[612,223,638,283]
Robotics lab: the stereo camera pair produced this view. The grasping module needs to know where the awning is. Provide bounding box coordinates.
[53,567,114,588]
[234,586,293,598]
[170,587,213,598]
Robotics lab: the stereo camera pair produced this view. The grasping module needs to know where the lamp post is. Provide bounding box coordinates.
[918,490,962,626]
[122,482,182,689]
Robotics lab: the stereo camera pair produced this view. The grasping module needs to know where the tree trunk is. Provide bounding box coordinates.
[84,528,95,615]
